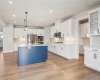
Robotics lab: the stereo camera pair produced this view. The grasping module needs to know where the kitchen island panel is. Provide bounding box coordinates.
[18,46,48,66]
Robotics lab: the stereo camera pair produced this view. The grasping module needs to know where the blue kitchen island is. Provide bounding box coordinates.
[18,45,48,66]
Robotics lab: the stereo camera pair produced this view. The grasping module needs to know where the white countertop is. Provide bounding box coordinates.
[84,46,100,49]
[49,43,75,45]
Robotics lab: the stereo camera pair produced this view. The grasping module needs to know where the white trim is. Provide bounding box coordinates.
[76,16,89,59]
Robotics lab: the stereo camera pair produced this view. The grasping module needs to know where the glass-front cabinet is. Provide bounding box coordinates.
[89,7,100,35]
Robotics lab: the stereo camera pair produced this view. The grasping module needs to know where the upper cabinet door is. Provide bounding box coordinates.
[67,19,76,37]
[61,22,65,37]
[64,20,68,37]
[37,29,44,36]
[14,28,19,38]
[27,29,36,34]
[50,26,54,38]
[89,7,100,35]
[19,28,24,38]
[55,20,61,33]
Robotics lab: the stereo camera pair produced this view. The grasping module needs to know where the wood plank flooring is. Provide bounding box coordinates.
[0,50,100,80]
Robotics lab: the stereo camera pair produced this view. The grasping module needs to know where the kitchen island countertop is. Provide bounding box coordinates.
[18,44,47,47]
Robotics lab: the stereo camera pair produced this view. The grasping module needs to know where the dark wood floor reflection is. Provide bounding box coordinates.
[0,50,100,80]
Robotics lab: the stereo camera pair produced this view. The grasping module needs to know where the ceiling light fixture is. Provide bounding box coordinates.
[50,10,52,13]
[41,19,43,21]
[37,24,38,26]
[13,15,16,17]
[9,1,12,4]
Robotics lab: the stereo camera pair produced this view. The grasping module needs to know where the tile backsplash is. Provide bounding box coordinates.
[64,37,76,44]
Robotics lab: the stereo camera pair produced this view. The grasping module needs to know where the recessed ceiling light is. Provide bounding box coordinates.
[50,10,52,13]
[14,21,17,23]
[13,15,16,17]
[9,1,12,4]
[41,19,43,21]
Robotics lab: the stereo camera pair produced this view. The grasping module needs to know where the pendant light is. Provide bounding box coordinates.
[25,12,28,30]
[24,19,26,32]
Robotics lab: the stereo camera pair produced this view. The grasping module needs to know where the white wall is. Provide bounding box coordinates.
[0,18,6,32]
[44,27,50,45]
[3,24,14,53]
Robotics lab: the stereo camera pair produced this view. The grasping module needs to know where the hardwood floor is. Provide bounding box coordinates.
[0,50,100,80]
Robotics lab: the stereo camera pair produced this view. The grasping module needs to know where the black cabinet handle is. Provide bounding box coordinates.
[92,49,98,51]
[94,54,97,59]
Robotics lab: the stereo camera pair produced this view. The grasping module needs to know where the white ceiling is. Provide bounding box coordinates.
[0,0,100,27]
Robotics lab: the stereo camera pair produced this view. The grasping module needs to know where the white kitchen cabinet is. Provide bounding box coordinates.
[57,45,62,56]
[84,51,96,68]
[14,43,18,51]
[27,29,36,34]
[89,7,100,35]
[61,19,76,38]
[37,29,44,36]
[50,26,54,38]
[14,28,19,38]
[67,19,76,37]
[19,28,24,38]
[55,20,61,33]
[63,44,76,59]
[48,45,52,52]
[49,44,76,59]
[80,22,89,37]
[84,47,100,72]
[14,28,27,38]
[61,21,66,37]
[95,52,100,71]
[50,27,52,38]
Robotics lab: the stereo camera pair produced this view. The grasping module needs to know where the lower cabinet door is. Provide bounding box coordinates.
[61,45,67,58]
[84,51,96,69]
[96,53,100,71]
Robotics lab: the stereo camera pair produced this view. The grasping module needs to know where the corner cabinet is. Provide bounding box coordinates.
[89,7,100,35]
[84,47,100,72]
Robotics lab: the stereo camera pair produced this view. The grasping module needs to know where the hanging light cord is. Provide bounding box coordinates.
[24,19,26,31]
[25,12,28,28]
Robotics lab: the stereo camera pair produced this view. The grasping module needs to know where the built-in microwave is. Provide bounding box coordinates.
[53,32,61,38]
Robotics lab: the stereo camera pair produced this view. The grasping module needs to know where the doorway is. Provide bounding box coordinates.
[0,33,3,53]
[77,16,90,59]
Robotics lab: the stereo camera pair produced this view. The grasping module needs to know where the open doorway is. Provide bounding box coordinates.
[77,17,90,58]
[0,32,3,52]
